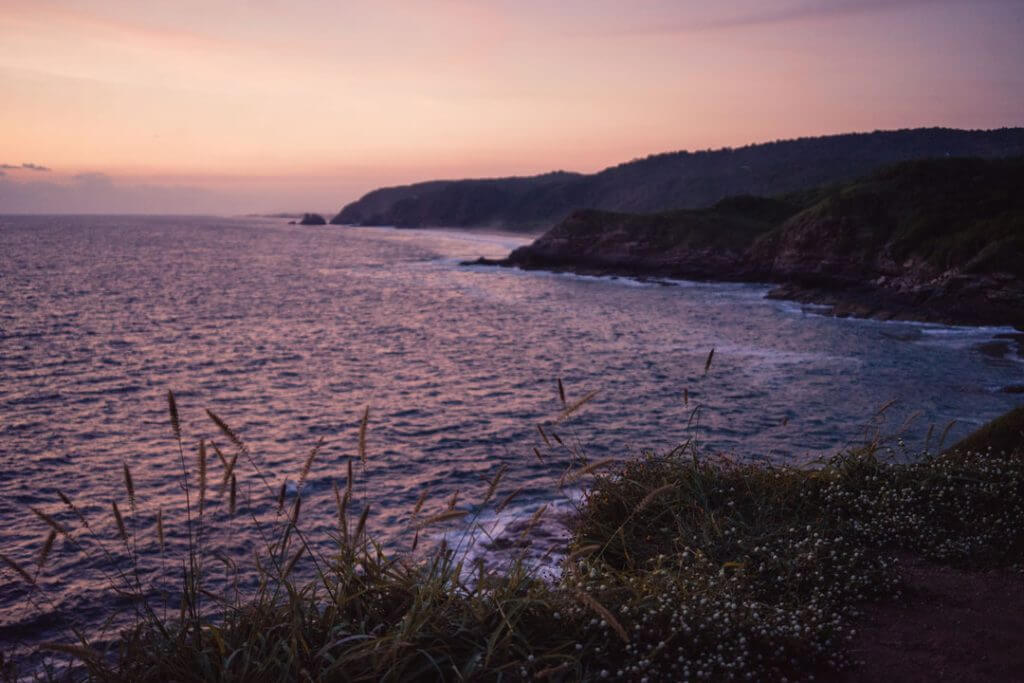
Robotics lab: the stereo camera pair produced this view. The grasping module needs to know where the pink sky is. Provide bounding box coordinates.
[1,0,1022,213]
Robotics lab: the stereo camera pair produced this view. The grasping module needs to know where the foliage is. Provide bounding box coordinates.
[333,128,1024,230]
[2,395,1023,682]
[513,155,1024,306]
[775,156,1024,276]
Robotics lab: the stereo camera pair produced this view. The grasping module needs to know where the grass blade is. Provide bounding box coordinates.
[358,406,369,463]
[167,390,181,442]
[1,553,35,585]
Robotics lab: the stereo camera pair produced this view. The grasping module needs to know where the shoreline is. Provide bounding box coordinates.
[463,256,1024,357]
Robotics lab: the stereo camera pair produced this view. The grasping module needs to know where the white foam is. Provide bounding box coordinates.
[359,225,535,252]
[440,491,583,583]
[770,295,1020,356]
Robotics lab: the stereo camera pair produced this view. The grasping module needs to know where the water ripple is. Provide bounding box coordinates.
[1,215,1022,650]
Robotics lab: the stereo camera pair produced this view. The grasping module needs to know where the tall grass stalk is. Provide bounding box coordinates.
[1,385,1022,682]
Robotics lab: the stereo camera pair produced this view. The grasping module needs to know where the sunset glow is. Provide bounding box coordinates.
[4,2,1024,675]
[2,0,1022,212]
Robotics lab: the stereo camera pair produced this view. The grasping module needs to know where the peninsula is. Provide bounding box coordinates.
[479,157,1024,330]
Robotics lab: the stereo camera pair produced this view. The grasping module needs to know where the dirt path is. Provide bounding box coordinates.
[836,554,1024,682]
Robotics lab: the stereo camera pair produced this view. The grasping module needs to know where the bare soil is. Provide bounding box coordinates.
[836,554,1024,682]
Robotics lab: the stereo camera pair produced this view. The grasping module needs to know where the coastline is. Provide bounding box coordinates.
[464,256,1024,356]
[4,219,1023,681]
[7,404,1023,681]
[449,157,1024,348]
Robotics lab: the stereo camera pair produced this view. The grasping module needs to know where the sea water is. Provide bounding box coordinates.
[1,215,1021,648]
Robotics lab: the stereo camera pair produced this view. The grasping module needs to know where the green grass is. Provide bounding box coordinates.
[2,396,1023,682]
[946,403,1024,457]
[538,195,800,258]
[753,156,1024,276]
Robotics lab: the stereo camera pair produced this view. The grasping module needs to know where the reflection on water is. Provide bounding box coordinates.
[1,215,1021,648]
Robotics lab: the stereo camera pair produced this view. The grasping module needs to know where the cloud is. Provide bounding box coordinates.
[0,173,229,214]
[72,171,115,187]
[700,0,932,30]
[617,0,969,35]
[0,162,51,171]
[0,170,356,214]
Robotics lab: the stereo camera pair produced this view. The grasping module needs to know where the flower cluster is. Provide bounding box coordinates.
[567,442,1023,680]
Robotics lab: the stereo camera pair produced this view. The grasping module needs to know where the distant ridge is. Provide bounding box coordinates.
[332,128,1024,231]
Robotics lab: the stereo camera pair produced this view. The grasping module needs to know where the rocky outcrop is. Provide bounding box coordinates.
[299,213,327,225]
[495,157,1024,329]
[504,195,797,280]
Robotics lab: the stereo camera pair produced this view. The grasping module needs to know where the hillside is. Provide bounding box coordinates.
[498,157,1024,328]
[333,128,1024,230]
[500,195,799,278]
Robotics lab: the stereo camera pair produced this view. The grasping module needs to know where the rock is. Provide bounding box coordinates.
[995,333,1024,358]
[880,328,924,342]
[459,257,506,267]
[975,341,1012,358]
[299,213,327,225]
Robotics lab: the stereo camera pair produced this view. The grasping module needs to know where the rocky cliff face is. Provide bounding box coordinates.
[332,173,582,229]
[502,158,1024,328]
[506,196,795,280]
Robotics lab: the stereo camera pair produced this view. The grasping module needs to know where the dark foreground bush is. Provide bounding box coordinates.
[2,395,1023,682]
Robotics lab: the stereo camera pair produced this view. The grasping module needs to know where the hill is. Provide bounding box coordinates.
[333,128,1024,230]
[497,156,1024,328]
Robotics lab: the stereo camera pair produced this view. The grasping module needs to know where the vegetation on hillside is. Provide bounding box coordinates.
[333,128,1024,230]
[504,194,800,274]
[2,390,1023,682]
[944,404,1024,457]
[754,156,1024,279]
[504,156,1024,328]
[514,156,1024,270]
[570,196,801,251]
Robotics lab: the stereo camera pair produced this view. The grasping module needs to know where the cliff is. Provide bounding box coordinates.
[333,128,1024,230]
[332,172,583,229]
[503,195,795,278]
[500,157,1024,328]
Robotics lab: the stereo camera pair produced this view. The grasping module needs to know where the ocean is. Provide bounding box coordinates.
[1,214,1021,650]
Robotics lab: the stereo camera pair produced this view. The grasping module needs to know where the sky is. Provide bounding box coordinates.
[1,0,1022,214]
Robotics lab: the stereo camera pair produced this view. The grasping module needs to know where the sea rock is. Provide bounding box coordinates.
[976,341,1012,358]
[299,213,327,225]
[459,257,505,267]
